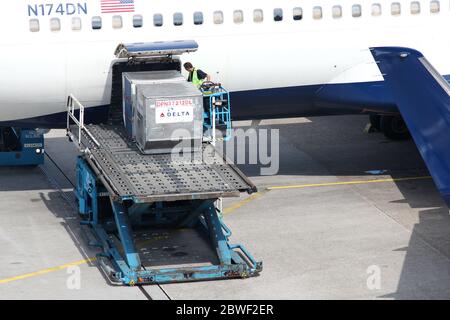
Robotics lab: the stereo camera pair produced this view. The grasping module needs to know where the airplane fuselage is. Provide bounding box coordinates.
[1,0,450,127]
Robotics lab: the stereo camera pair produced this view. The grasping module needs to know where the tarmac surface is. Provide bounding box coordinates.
[0,115,449,300]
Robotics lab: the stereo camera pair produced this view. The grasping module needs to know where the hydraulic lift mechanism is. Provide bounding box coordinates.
[67,40,262,285]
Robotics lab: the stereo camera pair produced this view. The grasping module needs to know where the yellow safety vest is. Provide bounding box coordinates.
[192,68,204,88]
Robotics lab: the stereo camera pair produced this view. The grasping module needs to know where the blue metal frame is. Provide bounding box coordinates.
[0,127,44,166]
[75,156,262,285]
[201,86,233,141]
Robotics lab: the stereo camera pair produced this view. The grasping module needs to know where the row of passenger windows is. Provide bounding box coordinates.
[30,1,444,32]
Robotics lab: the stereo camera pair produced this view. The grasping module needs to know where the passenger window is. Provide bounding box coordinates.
[411,1,421,14]
[234,10,244,24]
[112,15,122,29]
[372,3,382,16]
[213,11,224,24]
[50,18,61,31]
[332,5,343,18]
[92,16,102,29]
[29,19,40,32]
[153,14,163,27]
[273,8,283,21]
[391,2,401,15]
[352,4,362,17]
[72,17,82,30]
[430,0,440,13]
[193,11,203,25]
[173,12,183,26]
[313,6,323,19]
[254,9,264,23]
[133,15,143,28]
[293,7,303,20]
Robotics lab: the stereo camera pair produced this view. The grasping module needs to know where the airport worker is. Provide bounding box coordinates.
[183,62,211,88]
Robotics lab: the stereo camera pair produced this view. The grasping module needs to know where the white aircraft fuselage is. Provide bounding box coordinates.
[1,0,449,128]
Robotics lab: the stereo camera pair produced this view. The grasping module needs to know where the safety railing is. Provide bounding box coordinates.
[200,83,233,145]
[66,94,100,150]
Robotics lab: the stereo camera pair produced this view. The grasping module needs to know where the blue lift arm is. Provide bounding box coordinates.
[370,47,450,207]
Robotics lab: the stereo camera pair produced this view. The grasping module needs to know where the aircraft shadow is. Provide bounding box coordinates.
[0,166,52,191]
[37,189,114,285]
[2,115,449,296]
[221,115,450,299]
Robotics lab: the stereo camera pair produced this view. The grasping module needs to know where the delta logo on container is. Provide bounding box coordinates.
[155,99,194,124]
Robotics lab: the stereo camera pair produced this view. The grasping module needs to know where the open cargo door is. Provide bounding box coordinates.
[115,40,199,59]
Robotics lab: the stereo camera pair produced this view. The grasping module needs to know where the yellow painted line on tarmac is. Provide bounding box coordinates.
[0,194,268,285]
[267,175,432,191]
[222,176,432,215]
[0,257,97,285]
[223,190,268,216]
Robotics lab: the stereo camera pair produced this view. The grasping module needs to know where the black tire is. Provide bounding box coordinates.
[369,114,381,132]
[380,115,411,140]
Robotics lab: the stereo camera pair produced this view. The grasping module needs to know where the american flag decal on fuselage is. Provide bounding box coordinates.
[101,0,135,14]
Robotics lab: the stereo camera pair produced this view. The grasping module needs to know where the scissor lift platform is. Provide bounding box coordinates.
[67,95,261,285]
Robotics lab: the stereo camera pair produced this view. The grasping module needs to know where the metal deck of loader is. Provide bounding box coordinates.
[72,123,255,204]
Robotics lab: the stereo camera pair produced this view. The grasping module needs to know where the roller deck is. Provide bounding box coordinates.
[71,123,256,203]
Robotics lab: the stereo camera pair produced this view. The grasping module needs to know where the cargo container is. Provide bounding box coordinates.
[135,81,204,154]
[122,71,185,139]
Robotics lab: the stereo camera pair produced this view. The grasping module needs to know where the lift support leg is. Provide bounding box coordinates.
[110,200,142,271]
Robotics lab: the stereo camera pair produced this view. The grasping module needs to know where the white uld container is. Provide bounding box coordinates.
[122,71,185,138]
[135,81,204,154]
